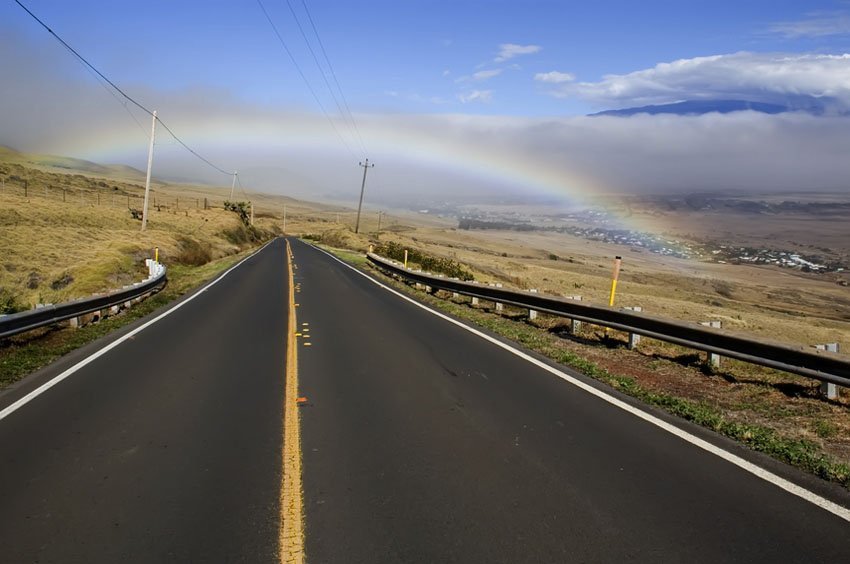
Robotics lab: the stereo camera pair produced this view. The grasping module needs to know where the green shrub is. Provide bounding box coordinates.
[374,241,474,281]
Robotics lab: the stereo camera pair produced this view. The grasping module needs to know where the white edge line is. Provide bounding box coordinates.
[308,242,850,523]
[0,238,278,422]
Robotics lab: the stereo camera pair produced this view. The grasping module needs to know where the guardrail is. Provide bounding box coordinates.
[367,253,850,389]
[0,259,167,339]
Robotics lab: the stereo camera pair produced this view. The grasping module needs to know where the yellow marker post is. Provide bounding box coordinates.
[154,247,159,262]
[404,249,409,269]
[608,256,622,307]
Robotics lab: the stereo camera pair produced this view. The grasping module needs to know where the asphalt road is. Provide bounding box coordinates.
[292,239,850,563]
[0,238,289,563]
[2,237,849,563]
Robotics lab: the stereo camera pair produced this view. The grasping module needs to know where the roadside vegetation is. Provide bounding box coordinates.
[0,152,281,389]
[318,239,850,490]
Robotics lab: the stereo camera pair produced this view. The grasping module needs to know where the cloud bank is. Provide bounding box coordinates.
[2,33,849,205]
[546,52,850,111]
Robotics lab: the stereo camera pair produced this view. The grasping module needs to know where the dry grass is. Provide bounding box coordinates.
[0,149,338,309]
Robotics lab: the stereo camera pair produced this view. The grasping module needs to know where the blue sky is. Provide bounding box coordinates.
[8,0,850,116]
[3,1,850,201]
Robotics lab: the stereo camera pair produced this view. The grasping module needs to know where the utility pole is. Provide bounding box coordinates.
[141,110,157,231]
[283,204,287,233]
[230,171,237,200]
[377,211,383,231]
[354,159,374,234]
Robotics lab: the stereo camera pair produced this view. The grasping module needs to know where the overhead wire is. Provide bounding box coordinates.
[299,0,368,155]
[13,0,237,177]
[236,172,250,200]
[283,0,365,156]
[254,0,357,159]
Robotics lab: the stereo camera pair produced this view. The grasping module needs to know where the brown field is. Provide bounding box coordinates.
[2,145,850,484]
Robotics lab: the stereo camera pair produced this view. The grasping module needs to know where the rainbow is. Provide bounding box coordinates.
[44,112,661,233]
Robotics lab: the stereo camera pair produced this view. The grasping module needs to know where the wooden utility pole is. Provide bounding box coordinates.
[141,110,157,230]
[354,159,374,234]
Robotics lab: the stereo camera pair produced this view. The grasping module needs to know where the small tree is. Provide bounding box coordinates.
[224,200,251,226]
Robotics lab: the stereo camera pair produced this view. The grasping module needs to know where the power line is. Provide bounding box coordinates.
[300,0,368,155]
[13,0,236,177]
[284,0,364,155]
[236,172,250,200]
[254,0,356,159]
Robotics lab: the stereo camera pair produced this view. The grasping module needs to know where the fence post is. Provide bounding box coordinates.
[815,343,840,399]
[700,321,722,368]
[63,188,67,202]
[23,180,28,198]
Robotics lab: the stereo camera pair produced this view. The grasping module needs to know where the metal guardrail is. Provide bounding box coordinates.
[367,253,850,388]
[0,260,167,339]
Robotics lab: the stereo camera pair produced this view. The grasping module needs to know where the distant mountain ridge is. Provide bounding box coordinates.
[0,145,151,183]
[590,99,846,117]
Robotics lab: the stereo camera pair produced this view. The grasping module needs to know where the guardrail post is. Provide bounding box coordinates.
[700,321,722,368]
[528,289,538,320]
[624,306,643,348]
[494,283,504,312]
[815,343,840,399]
[471,297,479,306]
[565,295,582,333]
[452,292,459,300]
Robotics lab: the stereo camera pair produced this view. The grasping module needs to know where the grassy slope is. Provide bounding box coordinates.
[0,150,289,386]
[317,240,850,490]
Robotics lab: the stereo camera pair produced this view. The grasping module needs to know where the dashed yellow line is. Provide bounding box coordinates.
[280,240,305,563]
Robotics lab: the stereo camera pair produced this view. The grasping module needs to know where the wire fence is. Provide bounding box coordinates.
[0,177,235,213]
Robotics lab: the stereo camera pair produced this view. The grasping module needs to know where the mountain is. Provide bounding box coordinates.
[589,99,835,117]
[0,145,150,183]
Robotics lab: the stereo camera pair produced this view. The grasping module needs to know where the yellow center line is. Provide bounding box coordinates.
[280,240,305,563]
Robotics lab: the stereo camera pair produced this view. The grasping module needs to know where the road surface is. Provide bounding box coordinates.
[1,237,848,563]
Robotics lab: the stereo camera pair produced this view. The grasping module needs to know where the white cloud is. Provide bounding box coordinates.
[472,69,502,81]
[3,32,850,203]
[457,90,492,103]
[551,52,850,109]
[442,69,451,77]
[534,71,575,84]
[769,11,850,38]
[494,43,541,62]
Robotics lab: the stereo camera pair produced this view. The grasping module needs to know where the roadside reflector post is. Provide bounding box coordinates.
[624,306,643,348]
[154,246,159,263]
[608,256,622,307]
[403,249,408,269]
[815,343,840,399]
[700,321,722,368]
[528,289,538,320]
